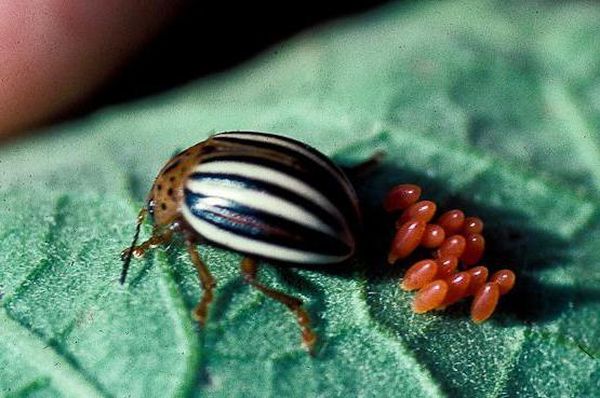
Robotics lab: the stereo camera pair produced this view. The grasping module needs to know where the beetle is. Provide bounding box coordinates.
[120,131,361,353]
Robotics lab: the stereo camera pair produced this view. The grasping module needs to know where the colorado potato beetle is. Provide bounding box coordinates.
[120,131,361,353]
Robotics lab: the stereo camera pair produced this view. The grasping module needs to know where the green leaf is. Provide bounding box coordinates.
[1,0,599,397]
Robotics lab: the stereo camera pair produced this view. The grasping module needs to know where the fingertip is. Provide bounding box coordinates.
[0,0,184,136]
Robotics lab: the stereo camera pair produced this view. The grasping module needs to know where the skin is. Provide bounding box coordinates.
[0,1,183,137]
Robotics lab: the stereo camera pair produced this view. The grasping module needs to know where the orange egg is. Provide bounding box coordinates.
[396,200,437,226]
[384,184,421,212]
[462,217,484,235]
[490,269,516,295]
[437,210,465,235]
[421,224,446,249]
[402,259,438,291]
[437,235,466,258]
[439,271,472,307]
[412,280,449,313]
[388,220,427,264]
[466,266,489,296]
[435,255,459,278]
[471,283,500,323]
[461,233,485,266]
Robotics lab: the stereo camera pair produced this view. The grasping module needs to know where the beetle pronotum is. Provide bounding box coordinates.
[121,131,361,353]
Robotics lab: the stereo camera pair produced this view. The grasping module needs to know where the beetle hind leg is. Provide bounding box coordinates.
[185,239,216,327]
[240,257,317,354]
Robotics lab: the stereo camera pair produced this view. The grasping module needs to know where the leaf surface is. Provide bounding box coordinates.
[1,1,599,397]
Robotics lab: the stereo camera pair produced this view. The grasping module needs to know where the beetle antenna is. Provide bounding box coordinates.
[120,207,147,285]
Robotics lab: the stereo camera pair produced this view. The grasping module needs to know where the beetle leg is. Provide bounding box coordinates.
[240,257,317,354]
[120,210,173,284]
[185,239,216,327]
[120,229,173,261]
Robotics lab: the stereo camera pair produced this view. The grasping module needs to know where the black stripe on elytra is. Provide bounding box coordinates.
[187,172,348,235]
[184,190,351,257]
[212,132,352,186]
[197,153,359,227]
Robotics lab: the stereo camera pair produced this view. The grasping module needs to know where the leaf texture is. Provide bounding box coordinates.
[1,1,599,397]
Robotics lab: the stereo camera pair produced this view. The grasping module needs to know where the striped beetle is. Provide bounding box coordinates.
[120,131,361,353]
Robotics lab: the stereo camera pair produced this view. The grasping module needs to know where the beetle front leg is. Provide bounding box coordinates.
[120,229,174,261]
[185,239,216,327]
[240,257,317,355]
[120,216,173,284]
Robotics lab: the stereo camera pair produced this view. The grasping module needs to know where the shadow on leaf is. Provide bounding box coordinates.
[349,159,599,325]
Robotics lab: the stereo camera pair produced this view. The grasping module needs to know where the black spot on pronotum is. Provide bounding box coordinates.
[161,203,167,210]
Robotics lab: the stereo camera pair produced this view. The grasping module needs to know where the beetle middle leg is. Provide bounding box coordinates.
[240,257,317,354]
[185,239,216,327]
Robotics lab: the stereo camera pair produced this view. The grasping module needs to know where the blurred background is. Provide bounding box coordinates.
[0,0,391,140]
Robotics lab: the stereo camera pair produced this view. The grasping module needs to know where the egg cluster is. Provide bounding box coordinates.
[384,184,516,323]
